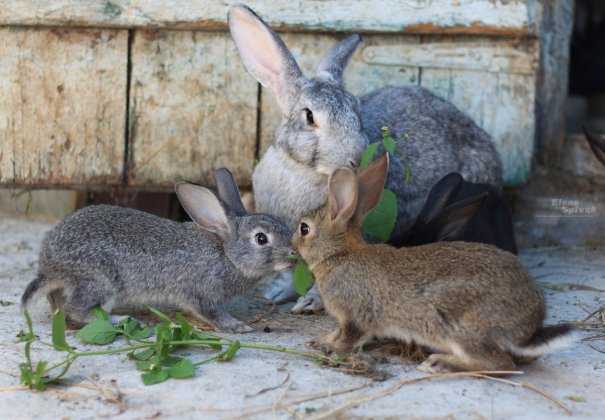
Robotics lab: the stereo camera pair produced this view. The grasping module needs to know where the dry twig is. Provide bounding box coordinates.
[312,371,572,419]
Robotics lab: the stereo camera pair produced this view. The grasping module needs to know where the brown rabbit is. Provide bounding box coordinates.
[291,154,577,373]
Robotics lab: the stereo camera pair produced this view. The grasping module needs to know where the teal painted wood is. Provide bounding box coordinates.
[0,0,540,35]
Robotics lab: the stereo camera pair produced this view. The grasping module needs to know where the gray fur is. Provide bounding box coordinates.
[229,4,502,236]
[21,170,294,333]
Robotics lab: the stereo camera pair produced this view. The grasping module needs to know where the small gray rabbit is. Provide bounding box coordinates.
[21,168,294,333]
[291,154,576,373]
[228,4,502,303]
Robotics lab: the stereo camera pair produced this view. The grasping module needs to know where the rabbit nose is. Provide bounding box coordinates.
[290,249,297,255]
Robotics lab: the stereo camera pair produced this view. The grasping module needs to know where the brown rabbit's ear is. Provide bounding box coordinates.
[328,168,358,226]
[175,181,234,240]
[354,153,390,223]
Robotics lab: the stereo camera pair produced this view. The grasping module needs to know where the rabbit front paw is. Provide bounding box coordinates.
[417,354,455,374]
[307,339,335,354]
[291,283,325,314]
[262,271,298,303]
[307,329,342,353]
[219,320,254,334]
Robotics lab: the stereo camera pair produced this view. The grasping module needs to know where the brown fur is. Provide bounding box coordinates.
[292,154,575,373]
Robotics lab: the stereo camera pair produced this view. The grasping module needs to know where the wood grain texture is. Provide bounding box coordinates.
[0,0,540,35]
[128,30,257,187]
[536,0,574,166]
[0,27,127,187]
[420,37,539,185]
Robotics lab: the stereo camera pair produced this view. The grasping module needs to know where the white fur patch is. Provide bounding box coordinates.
[376,325,446,353]
[506,329,580,357]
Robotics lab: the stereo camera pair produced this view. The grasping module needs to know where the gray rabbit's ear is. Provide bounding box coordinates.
[582,125,605,166]
[175,182,234,240]
[328,168,358,227]
[316,34,362,87]
[416,172,463,225]
[228,5,306,114]
[214,168,247,217]
[354,153,389,224]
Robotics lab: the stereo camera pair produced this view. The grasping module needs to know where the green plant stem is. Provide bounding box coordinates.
[46,340,321,372]
[71,343,155,358]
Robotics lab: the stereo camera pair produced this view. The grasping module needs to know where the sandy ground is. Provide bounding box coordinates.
[0,212,604,419]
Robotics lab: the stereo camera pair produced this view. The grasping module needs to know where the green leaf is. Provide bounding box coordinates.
[147,306,172,323]
[92,306,109,321]
[135,360,155,371]
[191,331,223,350]
[293,261,313,297]
[154,321,173,342]
[168,359,195,379]
[51,309,70,352]
[75,320,118,345]
[175,312,192,340]
[141,369,170,385]
[383,136,396,154]
[220,341,241,361]
[19,363,32,387]
[34,360,48,391]
[129,348,156,361]
[362,188,398,242]
[160,356,183,367]
[359,142,380,172]
[329,354,344,366]
[130,325,151,340]
[117,317,152,340]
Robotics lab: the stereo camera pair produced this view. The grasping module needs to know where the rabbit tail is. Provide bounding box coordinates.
[21,275,45,309]
[507,324,578,358]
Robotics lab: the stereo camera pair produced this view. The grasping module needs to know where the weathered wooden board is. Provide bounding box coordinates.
[128,30,258,187]
[422,68,537,185]
[260,35,538,185]
[0,0,541,36]
[420,37,539,185]
[0,27,127,186]
[536,0,574,166]
[259,34,421,156]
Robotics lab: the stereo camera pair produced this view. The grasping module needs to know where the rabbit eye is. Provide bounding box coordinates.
[300,223,310,236]
[255,232,268,245]
[304,108,315,126]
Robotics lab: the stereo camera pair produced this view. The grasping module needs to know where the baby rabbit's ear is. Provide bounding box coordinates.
[429,193,487,241]
[175,182,234,240]
[315,34,362,87]
[354,153,390,224]
[328,168,358,227]
[582,125,605,166]
[416,172,463,225]
[228,5,306,115]
[214,168,247,217]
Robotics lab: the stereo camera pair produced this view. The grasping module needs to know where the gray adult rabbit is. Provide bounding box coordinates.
[291,154,576,373]
[228,4,502,304]
[21,168,294,333]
